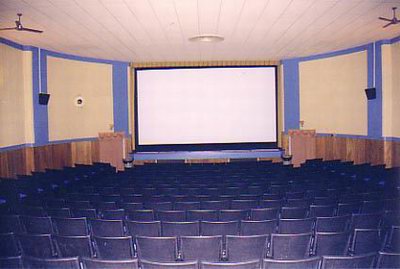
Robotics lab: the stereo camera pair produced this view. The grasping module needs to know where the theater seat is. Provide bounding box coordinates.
[0,255,23,269]
[89,219,125,237]
[162,221,200,236]
[18,233,56,258]
[94,236,135,260]
[54,234,94,258]
[201,221,240,236]
[180,235,222,262]
[136,236,178,262]
[320,252,376,269]
[0,233,20,257]
[23,256,80,269]
[126,220,161,237]
[240,220,277,236]
[267,233,312,260]
[81,257,139,269]
[225,235,268,262]
[376,251,400,269]
[141,260,199,269]
[313,231,351,256]
[52,217,89,236]
[200,260,261,269]
[262,257,321,269]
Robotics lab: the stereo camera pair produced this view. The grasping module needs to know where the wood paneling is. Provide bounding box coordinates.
[282,133,398,168]
[0,139,101,178]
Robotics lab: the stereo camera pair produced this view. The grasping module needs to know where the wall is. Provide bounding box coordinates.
[0,38,130,178]
[47,56,114,141]
[0,43,34,148]
[382,40,400,138]
[282,37,399,167]
[299,51,368,135]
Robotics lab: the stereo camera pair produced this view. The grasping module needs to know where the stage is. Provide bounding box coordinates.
[131,148,283,161]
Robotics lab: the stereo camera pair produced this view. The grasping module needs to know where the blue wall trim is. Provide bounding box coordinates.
[282,59,300,131]
[112,63,130,136]
[289,44,371,62]
[43,48,127,65]
[0,37,35,51]
[33,49,50,146]
[0,143,35,153]
[368,41,383,139]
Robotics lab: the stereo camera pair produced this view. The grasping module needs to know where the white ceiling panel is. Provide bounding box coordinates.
[0,0,398,62]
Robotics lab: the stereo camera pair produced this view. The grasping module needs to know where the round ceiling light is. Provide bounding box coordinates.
[189,35,224,43]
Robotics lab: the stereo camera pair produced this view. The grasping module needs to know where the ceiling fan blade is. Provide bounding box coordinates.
[379,17,392,22]
[0,27,16,31]
[383,22,394,28]
[21,27,43,33]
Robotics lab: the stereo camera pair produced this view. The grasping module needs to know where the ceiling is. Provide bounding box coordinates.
[0,0,399,62]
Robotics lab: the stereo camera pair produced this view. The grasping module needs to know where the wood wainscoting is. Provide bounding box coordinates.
[282,133,399,168]
[0,137,133,179]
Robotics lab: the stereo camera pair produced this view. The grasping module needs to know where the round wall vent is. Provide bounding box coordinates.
[74,96,85,107]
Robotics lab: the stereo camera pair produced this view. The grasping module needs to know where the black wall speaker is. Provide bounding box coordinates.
[365,88,376,100]
[38,93,50,105]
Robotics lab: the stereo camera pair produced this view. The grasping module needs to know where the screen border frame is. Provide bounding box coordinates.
[133,65,279,152]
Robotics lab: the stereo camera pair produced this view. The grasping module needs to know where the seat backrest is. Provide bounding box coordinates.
[240,219,277,236]
[200,260,261,269]
[187,210,219,222]
[262,257,321,269]
[54,234,93,258]
[162,221,200,236]
[0,255,23,269]
[376,251,400,269]
[90,219,125,237]
[201,221,240,236]
[180,235,222,262]
[350,229,381,255]
[219,210,248,221]
[21,216,54,234]
[337,202,361,216]
[23,256,80,269]
[321,252,376,269]
[157,210,186,222]
[226,235,268,262]
[81,257,139,269]
[250,208,279,221]
[280,207,308,219]
[18,233,56,258]
[313,231,351,256]
[175,202,201,211]
[383,225,400,253]
[231,200,258,210]
[350,213,382,230]
[146,202,173,211]
[309,205,336,217]
[315,215,350,232]
[94,236,135,260]
[46,208,72,218]
[278,218,314,234]
[268,232,312,260]
[127,210,155,221]
[101,209,126,220]
[201,200,230,210]
[141,260,198,269]
[136,236,178,262]
[259,199,284,209]
[0,232,20,257]
[0,214,25,233]
[71,208,97,219]
[126,220,161,237]
[52,217,89,236]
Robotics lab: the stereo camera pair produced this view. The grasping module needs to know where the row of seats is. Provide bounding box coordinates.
[3,252,398,269]
[16,197,400,214]
[10,202,400,223]
[2,213,398,237]
[0,230,396,262]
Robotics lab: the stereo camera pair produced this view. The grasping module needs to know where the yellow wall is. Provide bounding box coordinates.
[382,41,400,138]
[299,51,368,135]
[47,56,114,141]
[0,43,34,147]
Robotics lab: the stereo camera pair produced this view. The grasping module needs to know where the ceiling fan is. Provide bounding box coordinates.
[379,7,399,28]
[0,13,43,33]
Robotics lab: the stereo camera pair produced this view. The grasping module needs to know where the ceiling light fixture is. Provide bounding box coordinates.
[189,34,224,43]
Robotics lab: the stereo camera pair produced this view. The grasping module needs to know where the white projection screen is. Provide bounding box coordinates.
[135,66,277,151]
